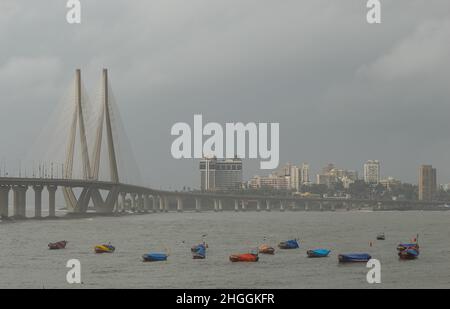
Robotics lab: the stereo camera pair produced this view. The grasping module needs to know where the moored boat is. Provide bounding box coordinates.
[397,243,419,252]
[192,244,206,259]
[278,239,299,249]
[307,249,331,258]
[229,253,259,262]
[376,233,385,240]
[398,248,419,260]
[94,244,115,254]
[48,240,67,250]
[258,244,275,255]
[338,253,372,263]
[142,252,168,262]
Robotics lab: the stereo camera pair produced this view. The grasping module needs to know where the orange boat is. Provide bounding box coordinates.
[258,244,275,255]
[229,253,259,262]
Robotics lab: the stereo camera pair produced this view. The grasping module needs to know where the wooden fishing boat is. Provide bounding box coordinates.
[229,253,259,262]
[338,253,372,263]
[398,248,419,260]
[258,244,275,255]
[307,249,331,258]
[94,244,115,254]
[376,233,385,240]
[142,252,168,262]
[192,244,206,259]
[48,240,67,250]
[278,239,299,249]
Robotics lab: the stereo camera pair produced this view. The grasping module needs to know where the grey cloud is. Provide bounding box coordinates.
[1,1,450,188]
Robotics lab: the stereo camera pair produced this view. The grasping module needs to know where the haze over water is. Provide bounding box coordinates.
[0,211,449,289]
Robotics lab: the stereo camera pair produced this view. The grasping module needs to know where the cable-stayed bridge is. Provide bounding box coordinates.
[0,69,446,219]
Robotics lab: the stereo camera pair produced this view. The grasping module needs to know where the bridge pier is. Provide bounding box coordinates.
[33,185,44,218]
[280,200,285,212]
[0,185,10,219]
[137,194,144,213]
[151,196,157,213]
[319,202,323,212]
[290,201,297,211]
[158,196,164,212]
[143,195,150,213]
[131,193,137,212]
[47,185,57,218]
[256,200,262,212]
[195,198,202,212]
[266,200,271,212]
[120,192,127,212]
[218,199,223,212]
[177,197,183,212]
[213,199,218,212]
[13,186,27,219]
[241,200,247,212]
[234,200,239,212]
[305,201,309,211]
[164,196,169,212]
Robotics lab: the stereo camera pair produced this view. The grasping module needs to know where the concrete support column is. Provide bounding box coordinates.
[152,196,158,213]
[13,186,27,219]
[162,196,168,212]
[331,203,336,211]
[266,200,271,212]
[144,195,150,213]
[0,186,10,219]
[33,185,43,218]
[218,199,223,212]
[213,199,218,212]
[120,192,127,212]
[234,200,239,212]
[280,201,285,212]
[241,200,247,211]
[290,201,297,211]
[319,202,324,212]
[195,198,202,212]
[131,193,137,211]
[159,196,164,212]
[47,185,57,218]
[177,197,183,212]
[137,194,144,213]
[256,200,262,212]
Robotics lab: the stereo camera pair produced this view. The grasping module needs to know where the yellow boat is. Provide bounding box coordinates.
[95,244,115,254]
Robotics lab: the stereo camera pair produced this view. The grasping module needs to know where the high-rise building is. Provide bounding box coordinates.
[249,174,290,191]
[287,164,300,191]
[301,163,310,184]
[200,157,243,191]
[364,160,380,184]
[419,165,437,201]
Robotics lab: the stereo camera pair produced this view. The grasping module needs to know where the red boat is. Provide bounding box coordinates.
[48,241,67,250]
[229,253,259,262]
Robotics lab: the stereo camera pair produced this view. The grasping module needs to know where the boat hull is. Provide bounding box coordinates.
[48,241,67,250]
[230,254,259,262]
[278,240,299,250]
[142,253,168,262]
[94,245,115,254]
[307,249,331,258]
[338,253,371,263]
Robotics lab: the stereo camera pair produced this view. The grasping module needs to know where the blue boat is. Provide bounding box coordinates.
[399,248,419,260]
[338,253,372,263]
[278,239,299,249]
[307,249,331,258]
[142,252,168,262]
[192,244,206,259]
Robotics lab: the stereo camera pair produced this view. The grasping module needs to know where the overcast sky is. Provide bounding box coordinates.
[1,0,450,189]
